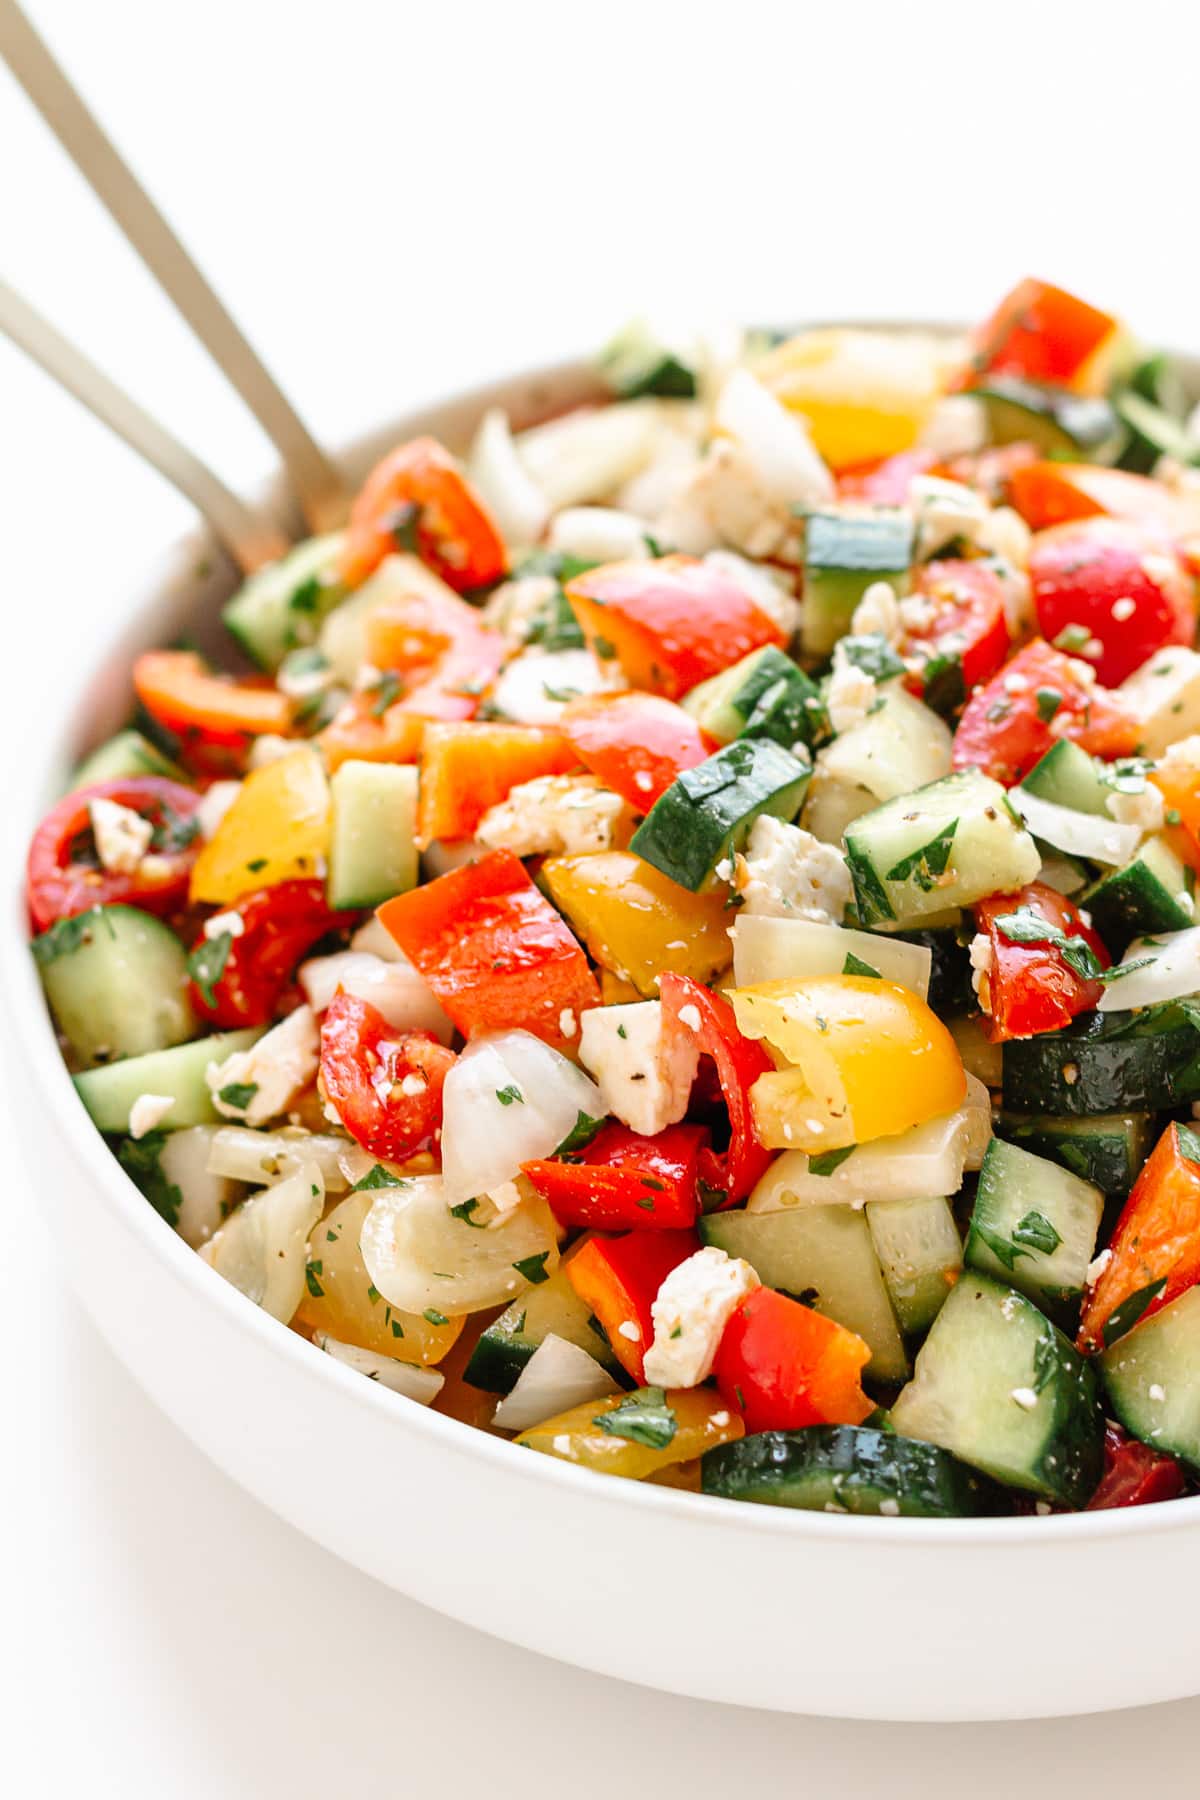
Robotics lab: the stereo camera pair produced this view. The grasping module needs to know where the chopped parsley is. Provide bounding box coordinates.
[1102,1278,1168,1348]
[512,1251,551,1285]
[449,1198,486,1228]
[555,1110,606,1155]
[423,1307,450,1326]
[186,931,233,1007]
[116,1130,182,1229]
[594,1386,677,1450]
[217,1081,258,1111]
[842,951,880,979]
[31,906,115,966]
[368,672,403,716]
[495,1083,524,1106]
[304,1260,325,1298]
[352,1164,409,1191]
[1012,1210,1062,1256]
[886,819,958,892]
[808,1144,855,1177]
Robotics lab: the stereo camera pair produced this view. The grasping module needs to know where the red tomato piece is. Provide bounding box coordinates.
[1085,1422,1186,1510]
[713,1288,873,1433]
[133,650,293,745]
[837,448,937,504]
[522,1121,706,1232]
[933,441,1041,505]
[954,278,1120,394]
[27,776,202,935]
[903,559,1011,704]
[1080,1122,1200,1353]
[318,991,454,1162]
[1008,462,1194,535]
[565,554,785,700]
[659,973,774,1206]
[377,848,600,1048]
[559,691,713,809]
[1029,518,1195,687]
[189,880,355,1027]
[974,882,1109,1043]
[564,1229,699,1382]
[339,436,507,592]
[952,639,1139,785]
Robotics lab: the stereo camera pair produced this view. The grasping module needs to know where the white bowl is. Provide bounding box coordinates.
[9,352,1200,1724]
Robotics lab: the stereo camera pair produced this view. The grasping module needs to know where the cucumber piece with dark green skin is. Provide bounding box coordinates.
[223,533,346,671]
[1113,389,1200,473]
[1001,1005,1200,1116]
[965,1138,1103,1328]
[801,507,913,657]
[889,926,973,1016]
[700,1426,1008,1517]
[595,319,697,399]
[890,1271,1104,1506]
[1100,1288,1200,1470]
[995,1110,1155,1196]
[34,904,196,1069]
[684,647,826,752]
[629,738,810,892]
[70,729,187,790]
[971,378,1122,459]
[1020,740,1110,816]
[73,1027,265,1133]
[1080,837,1195,954]
[464,1265,623,1392]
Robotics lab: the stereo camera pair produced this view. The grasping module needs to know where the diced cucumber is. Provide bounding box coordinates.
[1119,647,1200,757]
[700,1425,1005,1517]
[224,533,346,671]
[683,646,825,753]
[965,1138,1102,1326]
[1100,1287,1200,1471]
[995,1111,1154,1197]
[868,1196,963,1335]
[971,378,1122,458]
[327,761,419,910]
[34,904,196,1069]
[803,688,952,845]
[1020,740,1110,816]
[595,317,697,399]
[801,507,913,657]
[948,1013,1004,1089]
[70,728,186,790]
[844,769,1039,928]
[730,914,931,996]
[1081,836,1195,953]
[319,553,458,686]
[629,739,810,892]
[700,1205,908,1382]
[1113,389,1199,471]
[891,926,973,1015]
[464,1263,622,1392]
[1002,1006,1200,1115]
[890,1271,1104,1505]
[73,1028,264,1133]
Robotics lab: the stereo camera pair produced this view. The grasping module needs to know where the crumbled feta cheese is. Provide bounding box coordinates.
[677,1004,703,1033]
[578,1000,699,1138]
[204,909,246,942]
[548,506,652,565]
[1106,783,1165,834]
[399,1073,426,1098]
[1111,596,1137,623]
[559,1008,577,1040]
[476,774,627,857]
[206,1004,320,1126]
[487,1180,525,1217]
[851,580,903,645]
[89,797,153,874]
[1087,1248,1113,1286]
[617,1320,641,1343]
[1010,1387,1039,1411]
[968,931,993,1014]
[247,734,296,770]
[908,474,989,561]
[1157,733,1200,774]
[128,1093,175,1138]
[825,653,877,735]
[194,780,242,841]
[1148,1383,1166,1403]
[877,1497,901,1517]
[735,815,852,924]
[703,549,801,641]
[642,1247,760,1388]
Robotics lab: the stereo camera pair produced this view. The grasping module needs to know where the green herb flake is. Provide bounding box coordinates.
[304,1260,325,1298]
[886,818,958,892]
[594,1385,678,1450]
[617,1023,628,1039]
[842,951,881,979]
[513,1251,551,1285]
[1101,1277,1168,1348]
[555,1110,606,1154]
[839,633,906,684]
[844,840,896,925]
[186,930,234,1007]
[495,1083,524,1107]
[423,1307,450,1326]
[352,1164,409,1191]
[1176,1123,1200,1166]
[31,905,116,967]
[592,635,618,661]
[217,1081,258,1111]
[1035,687,1063,724]
[808,1144,855,1177]
[368,672,403,717]
[449,1198,486,1228]
[974,1222,1023,1272]
[116,1130,182,1229]
[1012,1210,1062,1256]
[246,857,268,873]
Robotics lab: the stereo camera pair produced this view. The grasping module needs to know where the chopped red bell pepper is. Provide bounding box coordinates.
[932,441,1041,505]
[836,448,937,505]
[954,277,1120,394]
[1080,1122,1200,1353]
[377,848,600,1048]
[974,882,1109,1043]
[903,558,1011,706]
[1028,518,1195,687]
[27,776,202,934]
[559,690,713,810]
[659,973,774,1206]
[565,554,785,700]
[952,638,1139,786]
[713,1287,873,1433]
[564,1228,699,1382]
[1085,1422,1186,1510]
[339,436,507,592]
[319,991,455,1162]
[1009,462,1195,535]
[522,1120,707,1232]
[190,879,356,1027]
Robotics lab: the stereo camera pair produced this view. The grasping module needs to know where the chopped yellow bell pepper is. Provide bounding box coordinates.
[294,1192,463,1365]
[541,851,732,998]
[516,1387,743,1479]
[730,973,966,1154]
[190,747,332,905]
[753,327,951,471]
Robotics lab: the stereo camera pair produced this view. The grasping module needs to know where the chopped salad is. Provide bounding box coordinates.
[29,277,1200,1518]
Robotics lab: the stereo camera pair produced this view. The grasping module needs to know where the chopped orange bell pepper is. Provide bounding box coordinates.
[1009,462,1193,534]
[956,277,1121,396]
[1080,1123,1200,1352]
[416,721,579,845]
[318,697,427,773]
[1150,764,1200,871]
[134,650,293,742]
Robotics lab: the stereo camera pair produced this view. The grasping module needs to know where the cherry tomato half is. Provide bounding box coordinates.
[974,882,1108,1042]
[903,558,1011,708]
[319,991,456,1162]
[1029,518,1195,687]
[339,436,507,593]
[952,639,1138,786]
[190,880,356,1027]
[27,776,201,934]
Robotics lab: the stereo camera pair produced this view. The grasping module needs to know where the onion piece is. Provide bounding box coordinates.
[313,1333,445,1404]
[547,506,653,565]
[732,916,931,997]
[350,916,406,962]
[1098,926,1200,1012]
[298,948,453,1043]
[359,1174,560,1316]
[491,1333,620,1431]
[159,1125,242,1247]
[206,1125,351,1193]
[1012,789,1141,867]
[439,1030,604,1204]
[467,407,551,547]
[713,368,833,507]
[200,1162,324,1322]
[489,647,618,726]
[515,401,662,509]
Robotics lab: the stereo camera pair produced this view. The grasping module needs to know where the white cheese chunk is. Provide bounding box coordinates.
[578,1000,699,1138]
[476,774,628,857]
[826,651,878,735]
[128,1093,175,1139]
[1120,649,1200,755]
[735,815,852,924]
[206,1004,320,1126]
[642,1247,760,1388]
[850,580,903,646]
[89,796,153,874]
[908,474,990,561]
[547,506,653,565]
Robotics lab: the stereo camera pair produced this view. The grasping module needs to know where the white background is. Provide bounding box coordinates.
[4,1,1200,1790]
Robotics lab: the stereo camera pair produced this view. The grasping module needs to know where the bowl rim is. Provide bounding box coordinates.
[11,342,1200,1550]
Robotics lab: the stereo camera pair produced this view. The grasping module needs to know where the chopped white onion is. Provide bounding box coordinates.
[159,1125,241,1248]
[489,646,619,726]
[1098,926,1200,1012]
[350,915,406,962]
[467,407,551,547]
[200,1162,324,1322]
[439,1030,604,1204]
[313,1333,444,1404]
[1012,789,1141,868]
[298,949,453,1043]
[420,838,488,880]
[516,401,661,509]
[731,916,931,997]
[491,1333,620,1431]
[359,1174,560,1315]
[206,1125,351,1192]
[547,506,653,565]
[713,368,834,508]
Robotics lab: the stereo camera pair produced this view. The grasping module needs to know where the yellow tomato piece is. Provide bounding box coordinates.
[294,1191,463,1365]
[190,747,332,905]
[753,328,950,471]
[541,851,732,998]
[730,974,966,1154]
[516,1387,743,1480]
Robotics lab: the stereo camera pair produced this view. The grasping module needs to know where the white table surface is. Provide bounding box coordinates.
[4,2,1200,1788]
